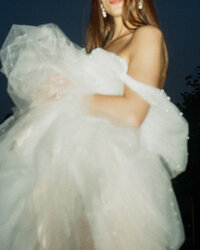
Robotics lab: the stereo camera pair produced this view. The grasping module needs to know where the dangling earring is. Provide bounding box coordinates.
[138,0,143,10]
[100,3,107,18]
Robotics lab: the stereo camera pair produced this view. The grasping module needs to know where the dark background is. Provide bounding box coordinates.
[0,0,199,249]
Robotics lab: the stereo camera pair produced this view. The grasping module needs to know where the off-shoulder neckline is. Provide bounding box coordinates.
[91,47,166,95]
[91,47,128,73]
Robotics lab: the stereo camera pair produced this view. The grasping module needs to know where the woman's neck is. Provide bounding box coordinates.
[112,16,137,41]
[112,16,129,40]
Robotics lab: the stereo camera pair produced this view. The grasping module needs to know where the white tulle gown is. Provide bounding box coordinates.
[0,23,189,250]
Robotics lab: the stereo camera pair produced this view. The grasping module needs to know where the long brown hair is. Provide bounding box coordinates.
[85,0,169,88]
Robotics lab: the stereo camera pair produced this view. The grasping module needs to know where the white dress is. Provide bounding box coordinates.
[0,23,189,250]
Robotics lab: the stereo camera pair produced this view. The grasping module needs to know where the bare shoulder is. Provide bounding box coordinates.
[127,25,164,58]
[135,24,163,36]
[125,24,165,88]
[131,25,163,43]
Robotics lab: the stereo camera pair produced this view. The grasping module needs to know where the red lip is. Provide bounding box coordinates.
[109,0,123,5]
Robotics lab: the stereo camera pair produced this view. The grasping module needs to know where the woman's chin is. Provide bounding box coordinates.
[109,11,123,18]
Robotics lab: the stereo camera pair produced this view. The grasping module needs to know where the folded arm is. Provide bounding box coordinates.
[88,25,165,128]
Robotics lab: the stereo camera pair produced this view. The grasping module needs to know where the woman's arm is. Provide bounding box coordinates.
[88,25,165,128]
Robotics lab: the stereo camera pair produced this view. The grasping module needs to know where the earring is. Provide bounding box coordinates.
[138,0,143,10]
[100,3,107,18]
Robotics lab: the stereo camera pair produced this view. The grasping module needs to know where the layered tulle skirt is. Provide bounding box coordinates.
[0,23,189,250]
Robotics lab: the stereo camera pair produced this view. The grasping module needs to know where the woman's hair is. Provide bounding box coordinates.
[85,0,168,88]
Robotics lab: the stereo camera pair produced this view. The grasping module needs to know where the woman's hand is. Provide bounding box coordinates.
[32,73,76,105]
[44,73,75,100]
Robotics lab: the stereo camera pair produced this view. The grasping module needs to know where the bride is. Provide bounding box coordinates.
[0,0,189,249]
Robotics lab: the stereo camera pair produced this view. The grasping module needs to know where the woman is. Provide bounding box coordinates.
[0,0,188,249]
[86,0,168,128]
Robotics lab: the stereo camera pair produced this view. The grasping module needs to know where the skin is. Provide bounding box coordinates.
[88,0,165,128]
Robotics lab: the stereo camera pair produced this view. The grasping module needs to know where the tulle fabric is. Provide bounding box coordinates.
[0,23,189,250]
